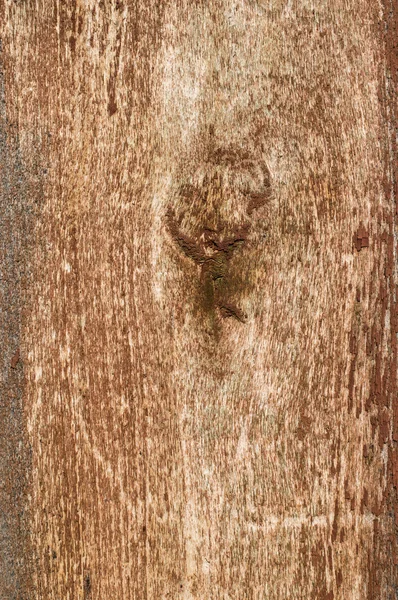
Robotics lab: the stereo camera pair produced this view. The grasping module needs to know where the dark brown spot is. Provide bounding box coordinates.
[84,574,91,596]
[108,98,117,117]
[11,348,20,369]
[354,224,369,251]
[219,303,247,323]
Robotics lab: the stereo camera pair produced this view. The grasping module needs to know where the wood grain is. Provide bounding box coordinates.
[0,0,397,598]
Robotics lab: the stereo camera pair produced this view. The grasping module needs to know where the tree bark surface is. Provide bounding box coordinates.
[0,1,397,599]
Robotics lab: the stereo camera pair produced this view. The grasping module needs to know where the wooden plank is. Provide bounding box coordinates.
[0,0,397,598]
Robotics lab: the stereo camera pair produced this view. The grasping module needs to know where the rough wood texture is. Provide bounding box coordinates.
[0,0,397,598]
[0,56,31,599]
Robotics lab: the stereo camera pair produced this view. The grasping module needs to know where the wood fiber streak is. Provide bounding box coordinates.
[0,0,397,598]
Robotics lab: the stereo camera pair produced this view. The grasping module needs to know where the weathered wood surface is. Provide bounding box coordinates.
[0,0,397,598]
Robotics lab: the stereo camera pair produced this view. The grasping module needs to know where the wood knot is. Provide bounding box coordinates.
[166,149,271,323]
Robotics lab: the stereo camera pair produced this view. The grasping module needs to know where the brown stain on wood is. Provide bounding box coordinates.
[0,0,397,598]
[354,224,370,252]
[10,348,20,369]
